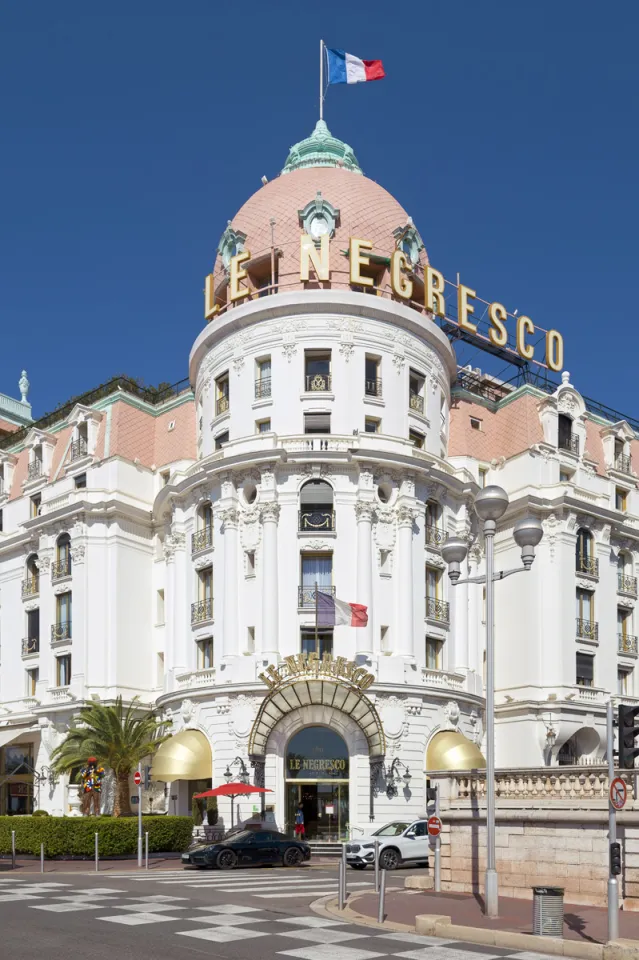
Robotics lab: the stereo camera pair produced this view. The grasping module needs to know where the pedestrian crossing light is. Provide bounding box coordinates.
[144,765,151,790]
[610,841,622,877]
[618,704,639,769]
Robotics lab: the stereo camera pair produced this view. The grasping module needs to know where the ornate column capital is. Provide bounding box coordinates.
[396,504,419,528]
[260,502,280,523]
[34,549,53,572]
[355,500,376,523]
[219,507,240,530]
[69,542,86,565]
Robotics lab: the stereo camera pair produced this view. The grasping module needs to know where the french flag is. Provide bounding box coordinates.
[326,48,385,86]
[317,590,368,627]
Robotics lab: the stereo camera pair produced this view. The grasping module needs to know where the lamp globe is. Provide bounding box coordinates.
[513,516,544,549]
[441,537,469,566]
[474,485,509,522]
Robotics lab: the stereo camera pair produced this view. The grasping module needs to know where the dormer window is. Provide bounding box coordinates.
[28,446,43,481]
[558,414,579,455]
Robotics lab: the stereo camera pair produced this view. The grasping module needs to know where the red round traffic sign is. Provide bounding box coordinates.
[427,815,442,837]
[610,777,627,810]
[133,771,142,786]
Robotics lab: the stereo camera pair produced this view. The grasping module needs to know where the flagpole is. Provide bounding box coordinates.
[315,580,319,651]
[319,39,324,121]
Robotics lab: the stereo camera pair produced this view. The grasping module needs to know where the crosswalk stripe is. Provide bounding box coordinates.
[251,887,367,899]
[218,881,371,894]
[181,878,343,889]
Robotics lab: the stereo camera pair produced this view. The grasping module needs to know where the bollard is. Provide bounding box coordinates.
[145,831,149,870]
[377,868,386,924]
[11,830,15,870]
[40,842,44,874]
[374,839,380,893]
[337,858,344,911]
[95,832,99,873]
[341,842,348,904]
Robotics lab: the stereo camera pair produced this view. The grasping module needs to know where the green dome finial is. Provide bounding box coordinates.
[282,120,363,175]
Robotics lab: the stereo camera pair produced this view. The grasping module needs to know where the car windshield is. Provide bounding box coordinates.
[226,830,253,842]
[372,821,410,837]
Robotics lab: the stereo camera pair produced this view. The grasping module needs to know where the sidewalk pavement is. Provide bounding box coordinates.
[0,856,338,874]
[349,886,639,946]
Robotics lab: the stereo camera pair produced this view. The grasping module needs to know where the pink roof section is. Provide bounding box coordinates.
[584,419,606,476]
[0,418,19,434]
[214,166,427,297]
[108,399,195,468]
[449,393,544,462]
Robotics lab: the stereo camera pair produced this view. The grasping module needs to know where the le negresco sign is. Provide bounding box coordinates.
[259,652,375,691]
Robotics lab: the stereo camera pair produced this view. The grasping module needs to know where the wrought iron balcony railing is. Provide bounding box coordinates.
[559,434,580,455]
[191,526,213,554]
[215,395,229,416]
[21,576,39,598]
[615,454,632,475]
[618,573,638,597]
[51,621,72,642]
[618,633,638,656]
[576,617,598,641]
[409,391,424,413]
[426,596,450,623]
[298,585,336,608]
[576,555,599,578]
[51,557,72,582]
[255,377,272,400]
[426,525,446,548]
[191,598,213,624]
[299,510,336,532]
[365,378,383,398]
[27,460,42,480]
[69,438,88,461]
[22,637,39,657]
[305,374,332,392]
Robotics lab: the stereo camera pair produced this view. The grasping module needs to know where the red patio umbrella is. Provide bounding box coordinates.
[194,782,272,828]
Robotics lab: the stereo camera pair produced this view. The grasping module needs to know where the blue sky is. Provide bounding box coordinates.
[1,2,637,418]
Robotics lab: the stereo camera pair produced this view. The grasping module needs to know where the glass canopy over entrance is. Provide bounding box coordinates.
[285,726,349,841]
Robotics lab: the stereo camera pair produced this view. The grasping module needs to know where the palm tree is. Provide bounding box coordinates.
[51,696,171,817]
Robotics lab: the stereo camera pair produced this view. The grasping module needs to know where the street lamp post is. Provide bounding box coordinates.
[441,486,543,918]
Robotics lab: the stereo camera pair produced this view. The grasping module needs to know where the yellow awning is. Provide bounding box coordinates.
[151,729,212,781]
[426,731,486,772]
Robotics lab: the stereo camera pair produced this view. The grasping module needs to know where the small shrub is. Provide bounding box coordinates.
[191,794,203,826]
[206,797,218,826]
[31,810,50,817]
[0,815,192,857]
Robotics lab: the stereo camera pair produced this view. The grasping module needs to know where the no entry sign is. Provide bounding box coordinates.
[610,777,627,811]
[134,771,142,786]
[427,815,442,837]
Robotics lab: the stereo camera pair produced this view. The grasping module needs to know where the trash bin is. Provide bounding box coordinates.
[532,886,564,937]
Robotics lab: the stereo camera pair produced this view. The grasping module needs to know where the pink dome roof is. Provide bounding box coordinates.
[212,165,428,299]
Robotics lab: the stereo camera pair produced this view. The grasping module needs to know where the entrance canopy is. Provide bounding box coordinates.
[0,726,32,749]
[249,679,385,759]
[151,729,212,781]
[426,731,485,771]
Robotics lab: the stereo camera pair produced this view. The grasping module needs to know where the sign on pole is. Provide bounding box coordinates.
[610,777,627,811]
[427,815,442,837]
[134,771,142,786]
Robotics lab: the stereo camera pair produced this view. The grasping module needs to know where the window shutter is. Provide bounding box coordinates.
[577,653,594,681]
[304,413,331,433]
[300,480,333,505]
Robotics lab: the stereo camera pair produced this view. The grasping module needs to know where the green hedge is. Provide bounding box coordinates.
[0,816,193,857]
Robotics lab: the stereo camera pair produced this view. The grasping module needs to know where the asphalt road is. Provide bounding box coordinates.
[0,864,560,960]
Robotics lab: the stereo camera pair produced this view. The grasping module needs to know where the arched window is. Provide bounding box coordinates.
[23,554,39,598]
[576,528,597,576]
[299,480,334,532]
[54,534,71,582]
[192,502,213,554]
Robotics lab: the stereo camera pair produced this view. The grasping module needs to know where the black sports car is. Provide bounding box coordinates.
[181,829,311,869]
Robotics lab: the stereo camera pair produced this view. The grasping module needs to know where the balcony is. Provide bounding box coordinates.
[426,597,450,623]
[51,621,72,642]
[191,598,213,625]
[576,617,598,642]
[576,555,599,578]
[615,454,633,475]
[426,525,446,548]
[21,576,39,599]
[305,374,332,392]
[365,379,383,398]
[69,438,88,461]
[298,585,336,609]
[51,557,72,582]
[299,510,336,533]
[559,434,580,456]
[191,526,213,554]
[216,395,229,417]
[21,637,39,657]
[27,460,42,481]
[619,633,638,657]
[618,573,638,597]
[255,378,272,400]
[409,392,424,414]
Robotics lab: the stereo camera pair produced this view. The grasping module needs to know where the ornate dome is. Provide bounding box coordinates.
[212,124,427,303]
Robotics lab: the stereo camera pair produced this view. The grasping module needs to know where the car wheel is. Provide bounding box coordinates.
[282,846,304,867]
[350,863,367,870]
[216,849,237,870]
[379,848,401,871]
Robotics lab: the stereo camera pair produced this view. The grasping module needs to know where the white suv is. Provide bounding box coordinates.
[345,819,430,871]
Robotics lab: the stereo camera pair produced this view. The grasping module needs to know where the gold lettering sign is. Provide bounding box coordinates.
[259,653,374,692]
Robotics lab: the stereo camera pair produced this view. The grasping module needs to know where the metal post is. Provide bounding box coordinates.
[40,842,44,873]
[11,830,15,869]
[434,783,442,893]
[341,842,347,904]
[95,832,99,873]
[484,517,498,917]
[377,868,386,923]
[145,831,149,870]
[137,762,143,867]
[338,858,344,911]
[607,700,620,942]
[319,40,324,121]
[374,838,380,893]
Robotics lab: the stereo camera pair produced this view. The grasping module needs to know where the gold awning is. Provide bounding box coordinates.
[151,729,212,782]
[426,731,486,772]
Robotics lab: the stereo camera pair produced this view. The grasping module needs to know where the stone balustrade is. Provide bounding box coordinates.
[431,766,636,804]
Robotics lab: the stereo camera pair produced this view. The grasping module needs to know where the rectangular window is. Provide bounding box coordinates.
[156,589,165,625]
[26,608,39,644]
[55,593,72,641]
[0,508,3,532]
[618,668,632,696]
[300,627,333,658]
[304,350,331,392]
[30,494,41,519]
[470,417,482,431]
[478,467,488,488]
[26,667,39,697]
[156,652,165,688]
[255,357,272,400]
[200,503,213,531]
[256,418,271,434]
[4,743,33,775]
[196,637,213,670]
[409,429,424,449]
[198,566,213,601]
[246,550,255,576]
[576,588,593,622]
[426,565,441,600]
[409,369,425,413]
[304,412,331,434]
[364,417,380,434]
[215,431,229,449]
[56,654,72,687]
[425,500,441,530]
[74,473,87,489]
[426,637,443,670]
[618,607,631,638]
[560,469,571,482]
[215,372,229,416]
[246,626,255,654]
[616,488,628,512]
[576,652,594,687]
[365,355,381,397]
[558,413,573,450]
[380,625,390,654]
[379,549,391,576]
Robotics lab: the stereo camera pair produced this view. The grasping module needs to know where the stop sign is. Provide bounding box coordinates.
[133,771,142,786]
[427,815,442,837]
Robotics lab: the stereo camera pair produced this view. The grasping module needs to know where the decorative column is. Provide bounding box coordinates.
[396,504,416,657]
[260,502,280,661]
[355,500,375,658]
[220,508,239,660]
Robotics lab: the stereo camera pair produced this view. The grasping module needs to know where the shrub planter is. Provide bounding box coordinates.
[0,815,193,858]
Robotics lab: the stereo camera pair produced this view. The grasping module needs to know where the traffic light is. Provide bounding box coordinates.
[144,765,151,790]
[618,705,639,768]
[610,841,622,877]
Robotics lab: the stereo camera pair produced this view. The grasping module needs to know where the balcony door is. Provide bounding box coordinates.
[301,553,332,607]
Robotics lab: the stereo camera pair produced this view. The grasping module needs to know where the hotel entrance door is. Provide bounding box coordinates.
[284,726,349,841]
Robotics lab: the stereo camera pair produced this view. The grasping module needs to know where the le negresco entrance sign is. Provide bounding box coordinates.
[259,653,375,691]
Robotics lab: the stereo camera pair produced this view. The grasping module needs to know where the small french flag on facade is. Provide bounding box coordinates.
[325,47,385,86]
[316,590,369,627]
